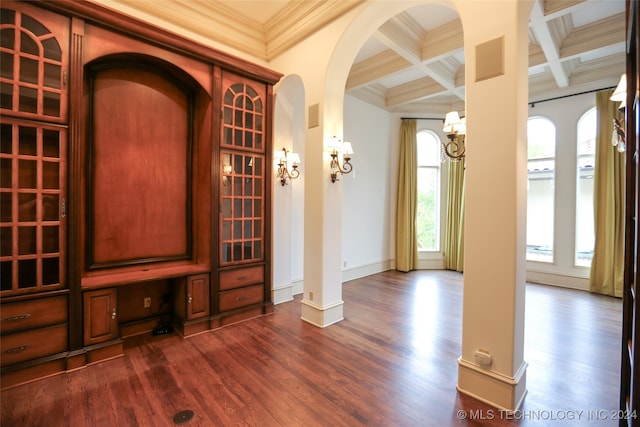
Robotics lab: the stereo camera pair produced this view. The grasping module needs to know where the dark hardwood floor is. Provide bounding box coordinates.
[1,270,623,426]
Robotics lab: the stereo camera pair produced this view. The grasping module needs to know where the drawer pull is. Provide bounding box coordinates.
[236,295,248,301]
[2,314,31,322]
[236,276,247,281]
[4,345,30,354]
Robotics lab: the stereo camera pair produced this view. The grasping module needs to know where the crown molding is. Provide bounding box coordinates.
[102,0,365,61]
[265,0,366,60]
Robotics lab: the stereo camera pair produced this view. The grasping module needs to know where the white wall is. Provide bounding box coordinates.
[272,75,306,303]
[341,94,394,280]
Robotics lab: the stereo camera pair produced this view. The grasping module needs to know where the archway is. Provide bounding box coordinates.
[272,74,306,304]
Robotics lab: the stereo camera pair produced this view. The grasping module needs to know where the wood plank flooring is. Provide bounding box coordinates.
[1,270,623,426]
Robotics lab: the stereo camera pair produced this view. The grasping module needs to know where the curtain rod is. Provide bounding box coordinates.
[400,117,443,121]
[529,86,615,107]
[400,86,615,117]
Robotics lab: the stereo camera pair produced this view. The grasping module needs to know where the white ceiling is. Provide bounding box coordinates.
[97,0,626,115]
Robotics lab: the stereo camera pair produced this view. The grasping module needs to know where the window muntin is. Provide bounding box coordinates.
[416,130,441,251]
[575,108,596,267]
[527,117,556,262]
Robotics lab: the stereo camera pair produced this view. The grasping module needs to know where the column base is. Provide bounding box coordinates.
[457,357,528,411]
[300,299,343,327]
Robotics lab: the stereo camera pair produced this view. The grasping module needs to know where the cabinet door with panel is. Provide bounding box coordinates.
[187,274,210,319]
[83,288,118,346]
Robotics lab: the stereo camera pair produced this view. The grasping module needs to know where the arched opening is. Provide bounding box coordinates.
[272,74,305,303]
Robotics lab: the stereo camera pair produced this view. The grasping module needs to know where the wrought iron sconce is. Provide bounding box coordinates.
[327,137,354,183]
[610,74,626,152]
[274,147,300,186]
[442,110,466,160]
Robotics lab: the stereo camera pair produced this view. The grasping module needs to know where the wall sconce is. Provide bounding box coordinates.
[442,111,466,160]
[610,74,626,152]
[327,136,354,183]
[274,147,300,186]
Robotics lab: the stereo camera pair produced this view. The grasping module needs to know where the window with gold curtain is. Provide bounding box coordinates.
[396,119,418,272]
[444,155,465,272]
[589,90,625,297]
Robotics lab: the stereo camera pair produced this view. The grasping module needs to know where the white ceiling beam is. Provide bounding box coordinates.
[529,0,570,88]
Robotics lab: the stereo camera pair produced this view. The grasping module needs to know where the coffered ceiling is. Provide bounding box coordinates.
[94,0,626,114]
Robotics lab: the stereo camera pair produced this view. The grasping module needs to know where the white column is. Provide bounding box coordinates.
[456,0,533,411]
[300,104,344,327]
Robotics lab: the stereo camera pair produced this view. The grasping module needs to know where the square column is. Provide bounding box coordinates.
[456,0,533,411]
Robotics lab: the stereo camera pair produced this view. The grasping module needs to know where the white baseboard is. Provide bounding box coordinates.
[292,279,303,296]
[526,270,589,291]
[300,298,344,327]
[457,357,528,412]
[342,259,393,282]
[272,284,294,305]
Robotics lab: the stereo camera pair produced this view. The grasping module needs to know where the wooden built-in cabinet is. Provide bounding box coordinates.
[0,0,280,388]
[620,1,639,425]
[0,1,70,387]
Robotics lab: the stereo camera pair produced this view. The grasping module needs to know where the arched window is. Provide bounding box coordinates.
[575,108,596,267]
[527,117,556,262]
[416,130,441,251]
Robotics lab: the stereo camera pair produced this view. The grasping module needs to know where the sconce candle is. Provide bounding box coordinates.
[328,137,354,183]
[275,147,300,186]
[442,110,466,160]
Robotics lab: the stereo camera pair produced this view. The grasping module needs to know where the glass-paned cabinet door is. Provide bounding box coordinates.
[0,3,69,122]
[221,74,266,153]
[0,121,67,295]
[220,151,264,265]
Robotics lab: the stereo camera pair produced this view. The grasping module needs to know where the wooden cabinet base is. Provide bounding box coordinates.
[210,304,273,329]
[175,317,210,338]
[1,356,67,390]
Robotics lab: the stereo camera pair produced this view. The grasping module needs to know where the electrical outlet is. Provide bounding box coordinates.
[144,297,151,308]
[309,291,314,301]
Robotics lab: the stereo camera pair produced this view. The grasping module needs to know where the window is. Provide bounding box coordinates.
[527,117,556,262]
[575,108,596,267]
[416,130,441,251]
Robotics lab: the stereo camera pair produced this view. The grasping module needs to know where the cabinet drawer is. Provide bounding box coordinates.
[219,284,264,311]
[1,296,68,335]
[1,324,67,366]
[219,265,264,291]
